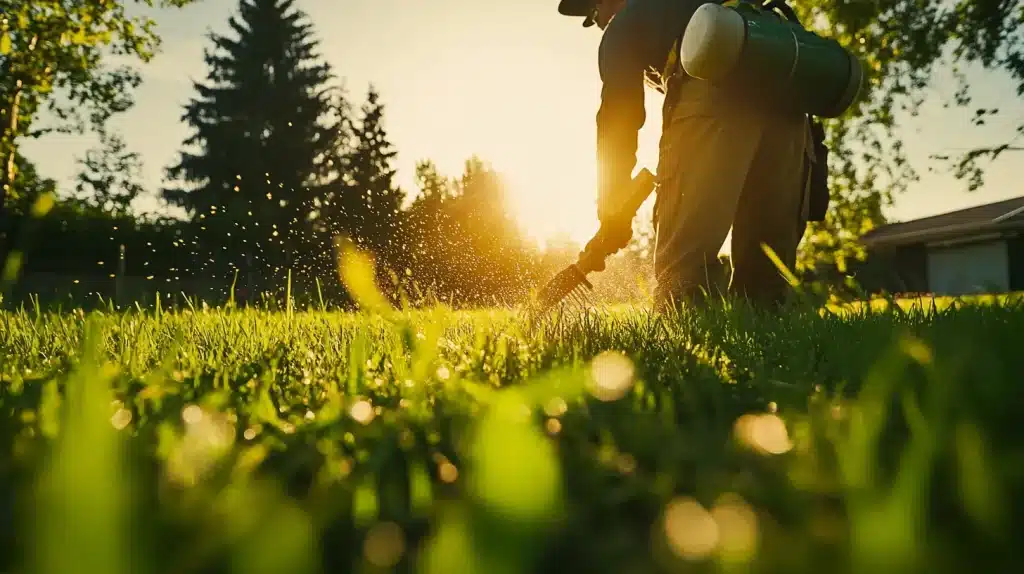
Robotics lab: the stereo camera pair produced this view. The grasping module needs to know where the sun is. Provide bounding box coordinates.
[498,122,663,250]
[395,31,664,251]
[469,70,663,250]
[503,164,602,249]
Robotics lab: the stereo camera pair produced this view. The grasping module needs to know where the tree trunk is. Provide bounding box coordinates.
[0,34,39,250]
[0,83,23,251]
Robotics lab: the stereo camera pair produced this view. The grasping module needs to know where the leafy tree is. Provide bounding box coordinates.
[162,0,346,296]
[74,127,145,216]
[0,0,196,232]
[788,1,1024,272]
[5,152,56,216]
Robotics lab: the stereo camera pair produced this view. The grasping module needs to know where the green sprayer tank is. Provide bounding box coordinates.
[679,0,863,118]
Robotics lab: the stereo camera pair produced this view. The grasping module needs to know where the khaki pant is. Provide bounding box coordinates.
[652,78,813,310]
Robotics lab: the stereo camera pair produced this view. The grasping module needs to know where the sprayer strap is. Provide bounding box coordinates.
[761,0,801,24]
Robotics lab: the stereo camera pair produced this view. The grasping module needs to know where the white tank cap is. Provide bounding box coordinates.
[680,3,747,81]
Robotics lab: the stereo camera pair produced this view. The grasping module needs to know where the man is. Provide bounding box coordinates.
[558,0,813,310]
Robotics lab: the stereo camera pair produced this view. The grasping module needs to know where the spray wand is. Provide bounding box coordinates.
[529,168,657,316]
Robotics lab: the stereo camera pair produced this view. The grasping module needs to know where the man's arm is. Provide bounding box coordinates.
[595,6,651,224]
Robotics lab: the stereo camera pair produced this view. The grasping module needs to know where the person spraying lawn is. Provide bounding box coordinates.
[532,0,862,315]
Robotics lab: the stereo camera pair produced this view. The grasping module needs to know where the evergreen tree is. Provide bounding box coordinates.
[443,157,539,306]
[405,159,456,301]
[343,86,405,271]
[309,87,356,237]
[162,0,345,297]
[401,156,549,307]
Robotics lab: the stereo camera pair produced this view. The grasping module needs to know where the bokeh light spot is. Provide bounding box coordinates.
[350,400,375,425]
[735,413,793,455]
[364,521,405,567]
[588,350,635,401]
[664,497,719,560]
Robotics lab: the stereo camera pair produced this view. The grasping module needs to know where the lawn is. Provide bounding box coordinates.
[1,293,1023,573]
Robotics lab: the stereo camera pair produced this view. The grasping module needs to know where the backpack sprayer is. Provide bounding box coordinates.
[679,0,863,119]
[529,168,657,316]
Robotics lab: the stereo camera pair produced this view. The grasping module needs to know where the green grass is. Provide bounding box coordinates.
[1,292,1023,573]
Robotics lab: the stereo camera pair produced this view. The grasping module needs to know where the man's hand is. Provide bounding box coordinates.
[600,216,633,253]
[585,214,633,272]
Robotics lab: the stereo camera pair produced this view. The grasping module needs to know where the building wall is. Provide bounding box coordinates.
[854,244,929,294]
[1008,235,1024,291]
[925,239,1011,295]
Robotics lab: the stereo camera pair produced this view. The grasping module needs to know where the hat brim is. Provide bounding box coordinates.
[558,0,596,18]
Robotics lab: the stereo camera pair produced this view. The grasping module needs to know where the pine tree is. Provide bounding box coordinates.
[162,0,345,297]
[468,158,516,303]
[441,156,538,306]
[309,87,356,237]
[343,86,405,272]
[405,159,456,301]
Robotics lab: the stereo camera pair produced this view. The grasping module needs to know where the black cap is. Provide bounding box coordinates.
[558,0,598,27]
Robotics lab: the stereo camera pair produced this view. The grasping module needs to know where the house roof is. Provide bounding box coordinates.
[862,195,1024,248]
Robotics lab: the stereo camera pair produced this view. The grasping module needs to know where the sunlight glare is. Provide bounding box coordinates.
[401,39,664,249]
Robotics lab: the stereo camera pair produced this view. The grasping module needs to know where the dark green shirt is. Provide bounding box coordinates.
[596,0,708,218]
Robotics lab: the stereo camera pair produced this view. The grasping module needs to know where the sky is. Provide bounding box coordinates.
[19,0,1024,249]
